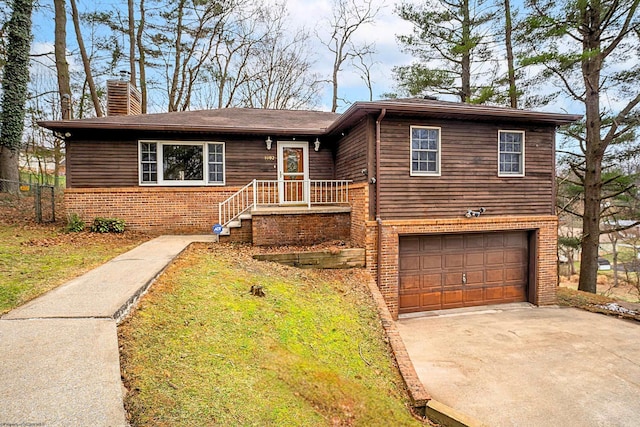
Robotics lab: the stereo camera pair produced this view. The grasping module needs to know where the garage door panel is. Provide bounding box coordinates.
[505,285,526,299]
[484,286,505,301]
[444,272,463,286]
[400,236,421,253]
[399,294,421,311]
[486,251,505,265]
[485,269,504,284]
[445,254,464,268]
[444,235,464,250]
[486,234,504,247]
[422,255,442,269]
[505,232,526,246]
[399,274,421,290]
[400,255,421,271]
[505,267,525,281]
[421,292,442,309]
[420,236,442,252]
[399,231,529,314]
[464,287,484,304]
[505,250,524,264]
[422,273,442,288]
[465,270,483,285]
[442,289,463,307]
[466,234,484,249]
[465,252,484,266]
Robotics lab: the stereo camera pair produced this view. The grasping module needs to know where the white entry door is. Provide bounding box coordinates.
[277,141,309,204]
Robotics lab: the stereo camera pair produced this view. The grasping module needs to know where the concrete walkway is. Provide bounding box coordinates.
[0,235,215,427]
[397,305,640,427]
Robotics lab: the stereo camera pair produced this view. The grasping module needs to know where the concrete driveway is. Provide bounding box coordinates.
[397,305,640,427]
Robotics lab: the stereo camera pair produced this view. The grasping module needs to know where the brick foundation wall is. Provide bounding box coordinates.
[366,216,558,319]
[219,219,252,244]
[252,212,350,246]
[348,183,369,248]
[64,187,238,234]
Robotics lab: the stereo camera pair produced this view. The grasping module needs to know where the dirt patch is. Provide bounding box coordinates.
[557,286,640,322]
[559,274,640,303]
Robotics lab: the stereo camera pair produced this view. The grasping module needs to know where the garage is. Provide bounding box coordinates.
[399,231,529,314]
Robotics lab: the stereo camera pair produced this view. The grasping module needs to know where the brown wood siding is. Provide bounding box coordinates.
[378,116,555,219]
[67,140,138,187]
[335,118,369,183]
[66,134,335,188]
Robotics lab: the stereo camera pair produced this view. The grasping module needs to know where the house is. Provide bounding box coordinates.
[39,81,581,319]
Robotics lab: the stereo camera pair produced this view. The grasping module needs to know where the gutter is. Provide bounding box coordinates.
[375,109,386,286]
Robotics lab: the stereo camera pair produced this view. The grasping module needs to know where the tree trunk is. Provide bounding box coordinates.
[69,0,103,117]
[577,6,605,294]
[137,0,147,113]
[503,0,517,108]
[0,146,20,193]
[53,0,72,119]
[0,0,33,194]
[128,0,136,86]
[460,0,471,102]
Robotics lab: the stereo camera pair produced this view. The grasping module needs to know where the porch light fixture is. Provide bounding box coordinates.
[314,138,321,151]
[265,136,273,150]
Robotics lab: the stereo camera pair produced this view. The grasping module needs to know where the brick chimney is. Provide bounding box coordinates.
[106,73,142,116]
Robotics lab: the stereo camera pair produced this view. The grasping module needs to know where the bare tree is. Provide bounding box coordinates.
[53,0,72,119]
[69,0,103,117]
[321,0,380,112]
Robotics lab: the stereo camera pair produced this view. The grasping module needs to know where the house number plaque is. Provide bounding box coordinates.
[264,155,275,161]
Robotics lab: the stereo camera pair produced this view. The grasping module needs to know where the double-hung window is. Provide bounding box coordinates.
[410,126,441,176]
[139,141,225,185]
[498,130,525,177]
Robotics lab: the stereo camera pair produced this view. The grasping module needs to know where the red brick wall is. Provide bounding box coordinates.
[252,212,350,246]
[365,215,558,319]
[64,187,239,234]
[348,182,369,248]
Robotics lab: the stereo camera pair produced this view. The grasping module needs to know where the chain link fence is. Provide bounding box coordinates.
[0,178,59,223]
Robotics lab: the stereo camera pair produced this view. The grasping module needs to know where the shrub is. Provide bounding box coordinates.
[91,217,126,233]
[65,213,85,233]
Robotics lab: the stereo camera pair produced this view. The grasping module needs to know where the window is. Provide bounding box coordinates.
[410,126,441,176]
[139,141,225,185]
[498,131,525,177]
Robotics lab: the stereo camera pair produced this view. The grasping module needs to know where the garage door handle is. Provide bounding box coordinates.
[462,273,467,284]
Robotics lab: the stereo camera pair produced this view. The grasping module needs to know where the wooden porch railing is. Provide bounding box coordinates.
[219,179,351,227]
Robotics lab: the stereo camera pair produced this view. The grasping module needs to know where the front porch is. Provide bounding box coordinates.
[218,179,352,246]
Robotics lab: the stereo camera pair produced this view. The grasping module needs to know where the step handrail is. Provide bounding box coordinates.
[219,180,255,227]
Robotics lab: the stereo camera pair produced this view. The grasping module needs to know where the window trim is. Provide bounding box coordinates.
[410,125,441,177]
[138,140,226,186]
[498,130,525,177]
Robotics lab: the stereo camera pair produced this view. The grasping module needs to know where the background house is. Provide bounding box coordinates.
[39,82,580,318]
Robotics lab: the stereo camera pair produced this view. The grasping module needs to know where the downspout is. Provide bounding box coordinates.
[375,109,386,286]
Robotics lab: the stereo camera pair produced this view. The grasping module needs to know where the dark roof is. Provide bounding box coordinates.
[38,99,581,135]
[38,108,340,136]
[327,99,582,133]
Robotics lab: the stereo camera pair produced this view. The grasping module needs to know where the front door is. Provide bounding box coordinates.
[277,141,309,204]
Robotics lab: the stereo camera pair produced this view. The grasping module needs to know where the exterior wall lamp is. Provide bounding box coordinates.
[265,136,273,150]
[314,138,321,151]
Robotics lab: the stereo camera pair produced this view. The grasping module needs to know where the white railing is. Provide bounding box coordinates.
[219,181,255,227]
[219,179,351,227]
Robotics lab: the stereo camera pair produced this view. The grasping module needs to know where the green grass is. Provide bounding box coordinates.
[120,244,422,426]
[0,224,149,314]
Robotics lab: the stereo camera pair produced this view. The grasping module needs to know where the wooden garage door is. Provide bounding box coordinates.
[399,231,528,314]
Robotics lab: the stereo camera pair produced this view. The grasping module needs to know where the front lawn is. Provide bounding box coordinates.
[0,224,149,314]
[119,244,422,426]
